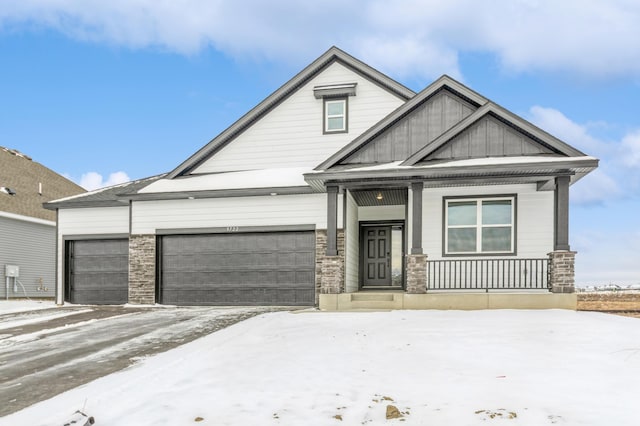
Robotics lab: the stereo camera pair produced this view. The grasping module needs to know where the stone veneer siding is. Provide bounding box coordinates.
[548,251,576,293]
[406,254,428,294]
[315,229,345,303]
[129,234,156,304]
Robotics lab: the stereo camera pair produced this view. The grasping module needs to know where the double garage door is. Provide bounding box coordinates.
[66,231,315,306]
[158,231,316,306]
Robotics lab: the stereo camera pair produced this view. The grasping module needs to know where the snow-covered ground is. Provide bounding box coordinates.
[3,309,640,426]
[0,300,55,315]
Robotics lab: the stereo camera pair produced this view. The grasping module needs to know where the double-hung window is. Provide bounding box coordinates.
[445,196,515,255]
[324,98,347,133]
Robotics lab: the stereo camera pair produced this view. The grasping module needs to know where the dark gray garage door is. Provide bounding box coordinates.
[159,231,315,306]
[65,239,129,304]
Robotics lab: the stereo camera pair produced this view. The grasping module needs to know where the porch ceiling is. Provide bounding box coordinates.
[350,188,407,206]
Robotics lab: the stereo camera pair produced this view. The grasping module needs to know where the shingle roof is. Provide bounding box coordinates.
[44,174,166,209]
[0,147,86,221]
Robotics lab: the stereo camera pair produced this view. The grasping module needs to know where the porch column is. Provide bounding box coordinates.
[326,185,339,256]
[554,175,570,251]
[549,175,576,293]
[320,185,344,299]
[410,181,423,254]
[407,182,427,294]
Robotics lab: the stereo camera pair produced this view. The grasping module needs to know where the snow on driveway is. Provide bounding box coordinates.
[0,300,55,315]
[3,309,640,426]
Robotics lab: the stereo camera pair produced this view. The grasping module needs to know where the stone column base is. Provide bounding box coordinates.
[406,254,428,294]
[548,251,576,294]
[320,256,344,294]
[129,234,156,304]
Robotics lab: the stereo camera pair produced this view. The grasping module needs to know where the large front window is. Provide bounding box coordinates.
[445,196,515,255]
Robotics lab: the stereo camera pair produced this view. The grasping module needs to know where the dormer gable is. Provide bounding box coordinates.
[316,75,585,171]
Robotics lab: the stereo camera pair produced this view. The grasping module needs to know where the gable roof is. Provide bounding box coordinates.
[401,102,586,166]
[315,75,587,171]
[0,146,85,221]
[166,46,416,179]
[315,75,488,170]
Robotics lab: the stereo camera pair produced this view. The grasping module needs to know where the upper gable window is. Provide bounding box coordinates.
[314,83,356,135]
[324,98,347,133]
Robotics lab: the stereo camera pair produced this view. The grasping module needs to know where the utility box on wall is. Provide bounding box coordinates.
[5,265,19,278]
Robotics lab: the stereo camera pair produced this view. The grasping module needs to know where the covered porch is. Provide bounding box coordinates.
[309,171,582,311]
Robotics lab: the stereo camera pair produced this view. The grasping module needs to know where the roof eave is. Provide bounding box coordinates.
[305,158,599,187]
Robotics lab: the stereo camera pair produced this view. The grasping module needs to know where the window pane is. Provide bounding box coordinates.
[448,201,477,226]
[482,200,512,225]
[482,227,512,252]
[391,228,403,286]
[327,117,344,130]
[448,228,476,252]
[327,101,344,116]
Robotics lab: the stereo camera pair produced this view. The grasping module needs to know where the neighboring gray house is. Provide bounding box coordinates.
[46,47,598,309]
[0,147,85,299]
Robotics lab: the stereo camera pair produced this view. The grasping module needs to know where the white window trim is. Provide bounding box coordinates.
[324,98,347,133]
[444,196,516,255]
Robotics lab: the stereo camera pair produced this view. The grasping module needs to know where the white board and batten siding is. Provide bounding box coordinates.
[422,184,554,260]
[192,62,406,174]
[0,215,55,298]
[131,194,341,235]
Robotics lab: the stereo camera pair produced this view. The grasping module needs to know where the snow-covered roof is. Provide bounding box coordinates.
[138,168,312,194]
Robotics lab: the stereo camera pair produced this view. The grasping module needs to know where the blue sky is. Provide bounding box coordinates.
[0,1,638,285]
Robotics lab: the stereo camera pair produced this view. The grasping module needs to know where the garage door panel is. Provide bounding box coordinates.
[67,239,128,305]
[160,231,315,306]
[161,287,314,306]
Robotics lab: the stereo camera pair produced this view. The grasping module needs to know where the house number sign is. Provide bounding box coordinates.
[226,226,240,232]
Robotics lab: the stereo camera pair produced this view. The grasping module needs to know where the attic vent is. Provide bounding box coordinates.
[314,82,357,99]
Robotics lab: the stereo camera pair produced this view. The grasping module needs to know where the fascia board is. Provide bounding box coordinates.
[306,157,598,183]
[119,185,317,201]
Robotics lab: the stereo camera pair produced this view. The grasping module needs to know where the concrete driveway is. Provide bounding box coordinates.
[0,305,289,417]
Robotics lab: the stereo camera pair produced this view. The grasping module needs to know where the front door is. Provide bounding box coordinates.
[362,226,392,287]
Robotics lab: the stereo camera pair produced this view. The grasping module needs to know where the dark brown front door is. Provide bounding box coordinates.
[362,226,391,287]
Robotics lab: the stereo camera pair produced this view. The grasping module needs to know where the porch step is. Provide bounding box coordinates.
[344,292,403,310]
[350,293,395,302]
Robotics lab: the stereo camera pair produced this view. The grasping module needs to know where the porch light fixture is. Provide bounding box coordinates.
[376,192,383,201]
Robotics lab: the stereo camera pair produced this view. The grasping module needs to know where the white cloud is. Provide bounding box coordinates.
[570,169,621,205]
[527,106,609,156]
[1,1,639,80]
[80,171,130,191]
[621,130,640,167]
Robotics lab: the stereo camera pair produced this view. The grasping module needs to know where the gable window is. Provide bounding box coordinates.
[444,196,515,255]
[324,98,347,133]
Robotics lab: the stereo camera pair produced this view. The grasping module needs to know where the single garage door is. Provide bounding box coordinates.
[159,231,315,306]
[65,239,129,304]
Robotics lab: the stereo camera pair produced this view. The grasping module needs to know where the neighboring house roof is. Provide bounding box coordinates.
[44,174,165,209]
[165,46,416,179]
[0,147,85,221]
